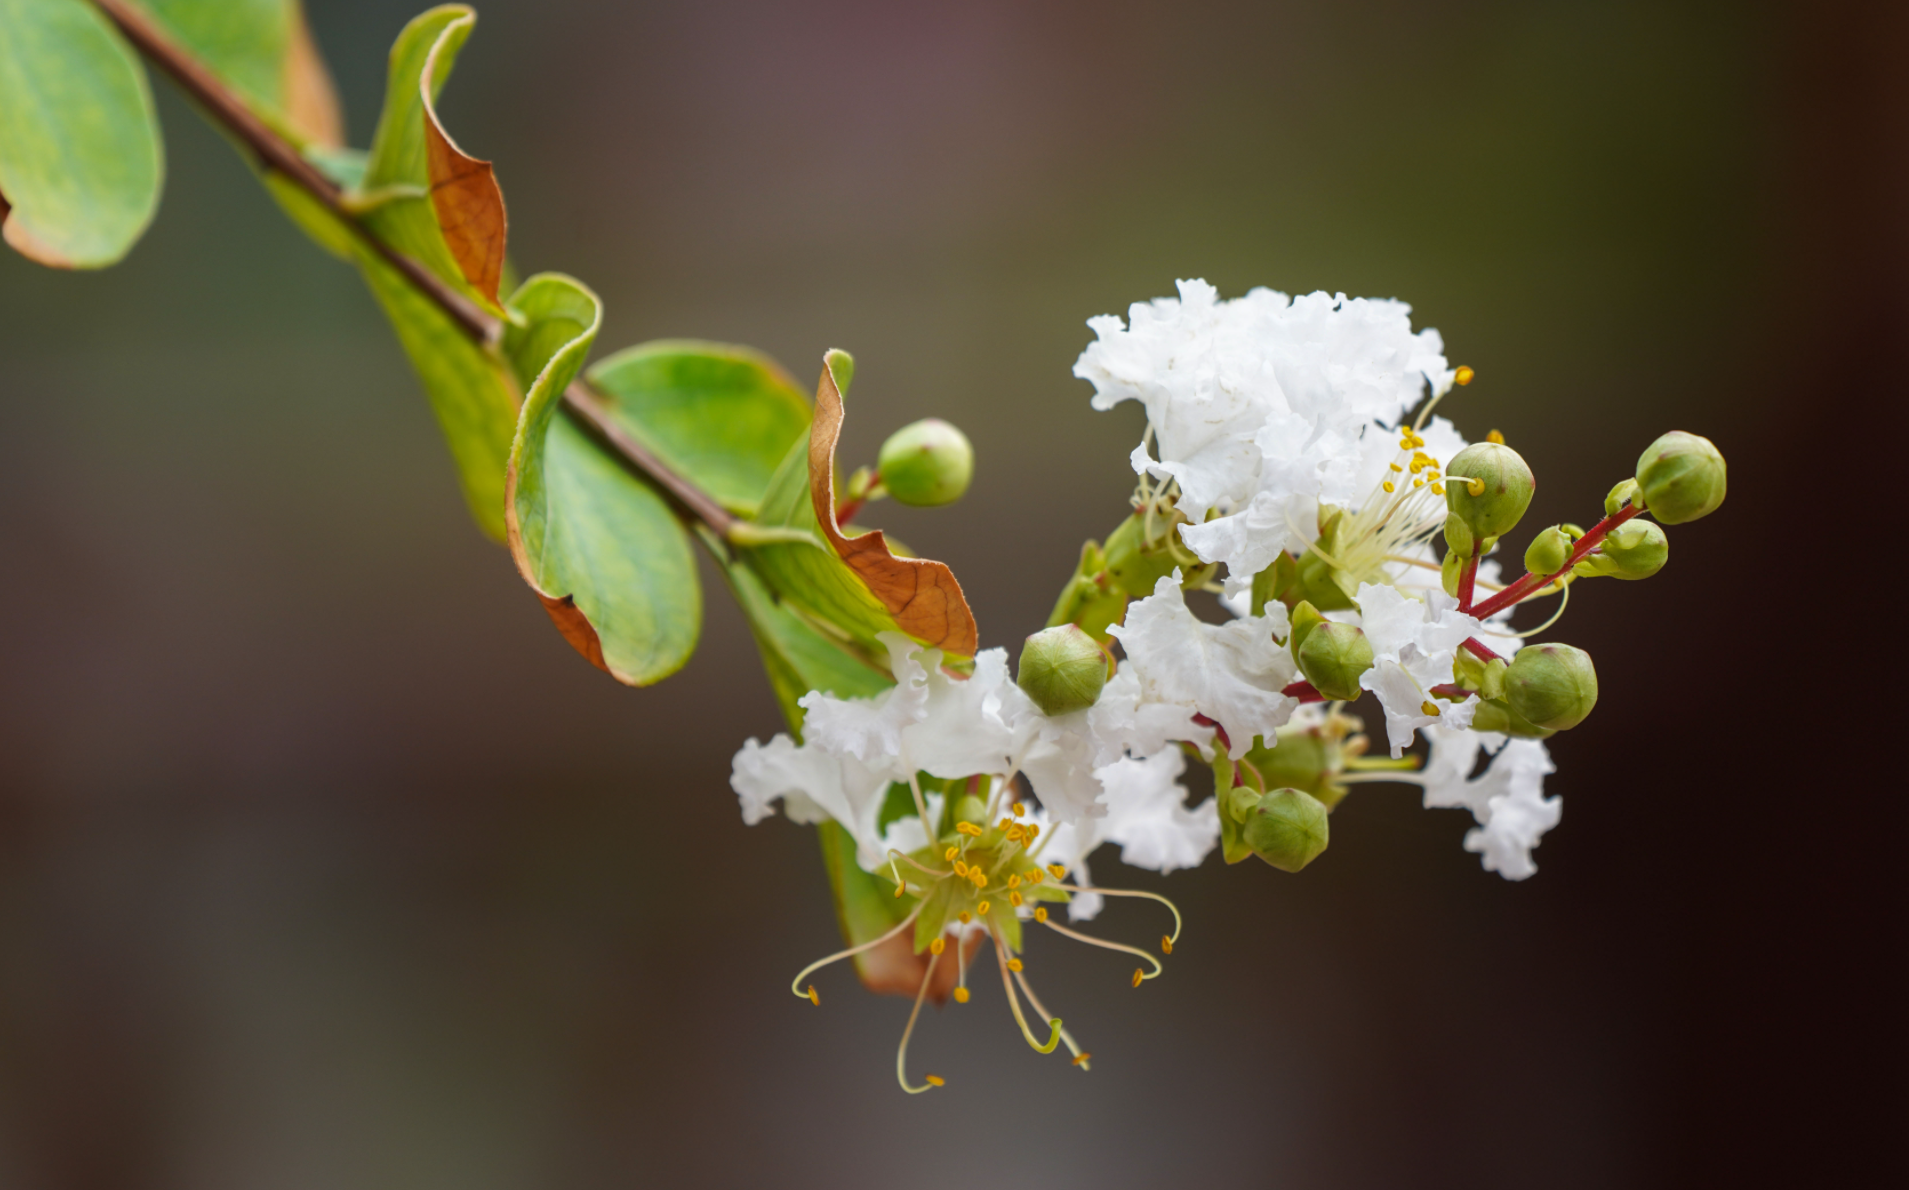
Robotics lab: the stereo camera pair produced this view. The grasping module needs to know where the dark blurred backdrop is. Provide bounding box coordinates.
[1,1,1899,1187]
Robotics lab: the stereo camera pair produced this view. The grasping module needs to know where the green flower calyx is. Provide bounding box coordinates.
[1635,430,1726,524]
[1445,441,1536,543]
[878,418,975,506]
[1018,625,1109,716]
[1504,643,1599,731]
[1296,621,1373,702]
[1243,788,1330,872]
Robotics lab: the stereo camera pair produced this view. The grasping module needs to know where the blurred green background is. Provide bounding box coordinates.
[0,1,1895,1187]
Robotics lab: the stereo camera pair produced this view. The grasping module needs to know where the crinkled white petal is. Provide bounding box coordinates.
[1094,749,1217,874]
[1111,574,1298,759]
[1354,583,1484,757]
[903,646,1019,780]
[728,735,890,866]
[1464,761,1561,881]
[797,632,929,771]
[1085,666,1213,764]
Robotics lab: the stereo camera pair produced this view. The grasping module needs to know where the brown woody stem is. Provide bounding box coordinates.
[92,0,734,535]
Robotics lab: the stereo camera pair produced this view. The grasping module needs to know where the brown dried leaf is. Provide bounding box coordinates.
[419,29,505,306]
[807,362,978,656]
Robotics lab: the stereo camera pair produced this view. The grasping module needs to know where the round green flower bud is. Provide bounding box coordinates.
[877,418,974,506]
[1296,622,1373,702]
[1243,788,1330,873]
[1635,431,1726,524]
[1524,524,1572,577]
[1445,443,1536,542]
[1596,519,1668,580]
[1017,625,1108,716]
[1504,643,1599,731]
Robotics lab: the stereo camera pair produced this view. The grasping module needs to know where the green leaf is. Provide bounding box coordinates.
[584,341,811,517]
[356,4,504,311]
[705,529,887,727]
[0,0,162,269]
[506,274,701,686]
[129,0,342,147]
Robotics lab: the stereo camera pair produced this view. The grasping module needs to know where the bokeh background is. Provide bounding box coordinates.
[1,1,1898,1187]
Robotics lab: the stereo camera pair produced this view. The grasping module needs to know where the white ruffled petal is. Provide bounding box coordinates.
[1111,575,1298,759]
[1094,750,1218,874]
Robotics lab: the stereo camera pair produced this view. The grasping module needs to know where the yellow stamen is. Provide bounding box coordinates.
[1383,481,1395,493]
[956,821,981,836]
[1047,864,1067,879]
[953,860,969,877]
[998,817,1014,832]
[1024,824,1040,843]
[1413,478,1424,488]
[1161,935,1174,955]
[930,937,946,956]
[1026,869,1044,884]
[1012,801,1026,817]
[1132,969,1145,988]
[1431,483,1445,495]
[1072,1052,1093,1067]
[1004,825,1026,842]
[954,986,970,1004]
[807,985,819,1006]
[1455,365,1475,386]
[1389,462,1404,473]
[978,901,992,915]
[944,846,958,861]
[894,882,905,898]
[1008,958,1024,972]
[1467,477,1485,496]
[1034,906,1048,923]
[1007,874,1022,889]
[1421,700,1440,716]
[958,911,971,923]
[1486,428,1504,444]
[973,871,988,889]
[925,1074,945,1087]
[1010,891,1024,907]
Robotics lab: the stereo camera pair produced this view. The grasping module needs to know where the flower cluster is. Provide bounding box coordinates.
[728,278,1725,1089]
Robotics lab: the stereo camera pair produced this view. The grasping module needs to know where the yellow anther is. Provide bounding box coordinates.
[894,881,906,898]
[1010,891,1024,907]
[1072,1052,1092,1067]
[806,985,820,1006]
[973,871,988,889]
[1455,365,1475,386]
[1413,478,1424,489]
[1047,864,1066,879]
[1034,906,1048,923]
[1383,481,1396,493]
[1431,483,1446,495]
[1012,801,1026,817]
[1008,958,1024,972]
[953,860,969,878]
[1486,428,1504,444]
[1026,869,1044,884]
[930,937,946,956]
[1467,477,1485,497]
[925,1074,945,1087]
[1161,935,1174,955]
[1389,462,1404,473]
[944,846,958,861]
[978,901,992,915]
[1007,874,1022,889]
[1421,700,1440,716]
[1004,825,1026,842]
[998,817,1014,832]
[958,911,971,923]
[954,986,970,1004]
[956,821,981,836]
[1024,824,1040,842]
[1131,968,1145,988]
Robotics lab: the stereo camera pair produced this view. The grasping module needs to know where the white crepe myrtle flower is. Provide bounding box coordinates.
[1354,582,1482,756]
[1110,573,1298,758]
[1415,725,1561,880]
[1076,280,1461,591]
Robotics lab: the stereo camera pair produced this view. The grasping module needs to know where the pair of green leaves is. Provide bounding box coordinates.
[0,0,338,268]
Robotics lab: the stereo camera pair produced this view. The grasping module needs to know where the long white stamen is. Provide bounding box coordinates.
[992,926,1062,1053]
[1041,916,1166,981]
[1055,884,1183,945]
